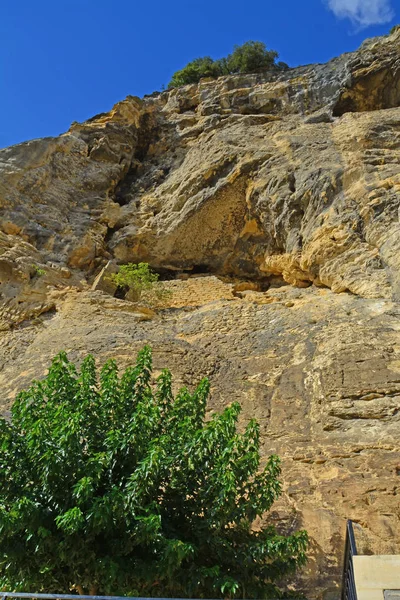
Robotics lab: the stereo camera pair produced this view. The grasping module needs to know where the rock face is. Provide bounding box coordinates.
[1,29,400,599]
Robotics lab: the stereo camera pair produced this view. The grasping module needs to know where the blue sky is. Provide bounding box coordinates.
[0,0,398,148]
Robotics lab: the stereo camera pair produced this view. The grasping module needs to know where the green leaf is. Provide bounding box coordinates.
[55,507,85,533]
[0,346,308,597]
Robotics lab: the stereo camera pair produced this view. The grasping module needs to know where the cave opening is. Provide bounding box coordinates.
[332,69,400,117]
[189,264,212,275]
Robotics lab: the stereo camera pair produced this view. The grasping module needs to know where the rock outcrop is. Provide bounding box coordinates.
[1,29,400,599]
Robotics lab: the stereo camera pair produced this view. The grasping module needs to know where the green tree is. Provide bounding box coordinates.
[168,41,284,88]
[168,56,223,88]
[111,262,169,304]
[0,347,308,597]
[226,41,278,74]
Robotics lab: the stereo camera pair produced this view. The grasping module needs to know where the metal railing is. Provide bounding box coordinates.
[341,519,358,600]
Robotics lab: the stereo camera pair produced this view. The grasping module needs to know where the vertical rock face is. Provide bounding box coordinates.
[1,29,400,599]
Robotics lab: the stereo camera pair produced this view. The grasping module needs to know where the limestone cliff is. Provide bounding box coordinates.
[1,29,400,599]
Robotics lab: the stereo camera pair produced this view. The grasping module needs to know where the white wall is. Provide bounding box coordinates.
[353,555,400,600]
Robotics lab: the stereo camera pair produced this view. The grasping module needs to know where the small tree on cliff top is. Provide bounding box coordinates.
[0,347,308,597]
[168,41,286,88]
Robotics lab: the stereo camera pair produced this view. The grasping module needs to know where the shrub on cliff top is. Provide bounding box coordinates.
[226,41,279,75]
[0,347,308,597]
[168,40,287,88]
[168,56,223,87]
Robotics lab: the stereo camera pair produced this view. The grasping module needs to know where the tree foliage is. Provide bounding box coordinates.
[111,262,169,304]
[168,57,222,87]
[226,41,278,75]
[0,347,308,597]
[168,41,288,88]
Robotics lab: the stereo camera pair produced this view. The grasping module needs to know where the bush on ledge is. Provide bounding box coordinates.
[168,41,288,88]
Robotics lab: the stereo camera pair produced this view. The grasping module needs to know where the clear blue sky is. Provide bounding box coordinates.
[0,0,398,148]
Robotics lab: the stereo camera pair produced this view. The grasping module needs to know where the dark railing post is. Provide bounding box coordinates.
[341,519,358,600]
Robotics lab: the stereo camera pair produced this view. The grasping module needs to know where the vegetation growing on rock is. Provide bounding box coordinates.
[111,262,170,304]
[168,41,287,88]
[0,346,308,597]
[31,264,46,278]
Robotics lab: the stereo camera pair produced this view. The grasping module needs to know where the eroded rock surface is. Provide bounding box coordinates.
[1,29,400,599]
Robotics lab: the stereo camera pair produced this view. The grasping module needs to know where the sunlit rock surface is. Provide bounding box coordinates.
[1,29,400,599]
